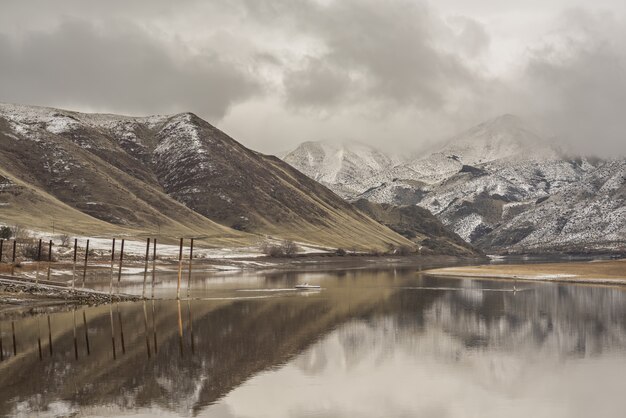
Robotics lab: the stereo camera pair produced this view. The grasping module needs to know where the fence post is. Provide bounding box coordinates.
[46,240,52,281]
[82,239,90,288]
[35,239,42,285]
[109,238,116,295]
[142,238,150,299]
[187,238,194,297]
[72,239,77,289]
[11,240,16,276]
[117,239,125,293]
[177,238,183,299]
[151,239,157,298]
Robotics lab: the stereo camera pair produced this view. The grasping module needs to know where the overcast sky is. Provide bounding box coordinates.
[1,0,625,155]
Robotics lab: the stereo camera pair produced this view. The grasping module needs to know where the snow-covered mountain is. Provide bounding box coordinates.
[0,103,413,251]
[283,115,626,254]
[282,141,402,199]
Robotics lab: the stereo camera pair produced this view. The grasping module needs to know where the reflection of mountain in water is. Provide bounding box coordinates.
[1,271,625,416]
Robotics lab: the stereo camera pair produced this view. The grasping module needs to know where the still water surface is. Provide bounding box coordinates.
[1,265,625,417]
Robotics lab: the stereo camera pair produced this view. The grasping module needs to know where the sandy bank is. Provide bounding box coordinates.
[423,259,626,286]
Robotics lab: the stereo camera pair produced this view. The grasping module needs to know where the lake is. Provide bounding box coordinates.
[1,264,625,417]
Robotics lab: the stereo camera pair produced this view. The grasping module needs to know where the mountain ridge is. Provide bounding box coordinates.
[283,115,626,254]
[0,103,416,251]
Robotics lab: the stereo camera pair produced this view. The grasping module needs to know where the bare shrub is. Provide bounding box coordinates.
[11,225,29,239]
[21,241,52,261]
[335,248,347,256]
[261,240,299,258]
[60,234,71,247]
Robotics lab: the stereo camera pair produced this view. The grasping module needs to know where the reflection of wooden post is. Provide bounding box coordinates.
[109,305,116,360]
[151,299,158,354]
[37,318,42,360]
[11,321,16,356]
[187,238,194,297]
[142,238,150,298]
[177,238,183,299]
[0,323,3,361]
[177,299,184,357]
[151,239,157,298]
[117,304,126,355]
[73,309,78,360]
[47,315,53,355]
[82,239,90,288]
[72,239,77,289]
[117,239,125,292]
[109,239,116,295]
[142,301,151,358]
[46,240,52,281]
[83,310,90,356]
[187,300,195,355]
[35,239,42,285]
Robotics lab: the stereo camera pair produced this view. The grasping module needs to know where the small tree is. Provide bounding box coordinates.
[0,226,11,239]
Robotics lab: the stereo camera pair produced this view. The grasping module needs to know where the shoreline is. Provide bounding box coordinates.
[0,254,485,314]
[423,259,626,287]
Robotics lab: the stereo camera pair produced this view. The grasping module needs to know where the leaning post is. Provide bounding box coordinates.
[109,238,116,295]
[82,239,90,288]
[177,238,184,299]
[35,239,42,285]
[142,238,150,298]
[187,238,194,297]
[117,239,125,293]
[72,239,78,289]
[46,240,53,281]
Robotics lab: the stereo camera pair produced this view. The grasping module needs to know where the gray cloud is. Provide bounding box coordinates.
[521,9,626,156]
[0,19,259,119]
[0,0,625,155]
[248,0,488,111]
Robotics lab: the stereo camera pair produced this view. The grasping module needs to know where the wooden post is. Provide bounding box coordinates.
[72,239,77,289]
[177,238,183,299]
[117,239,125,292]
[187,238,194,297]
[151,238,157,298]
[0,239,3,263]
[46,240,52,281]
[47,315,53,355]
[35,239,42,285]
[11,240,16,275]
[82,239,90,288]
[142,238,150,298]
[109,238,116,295]
[83,310,90,355]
